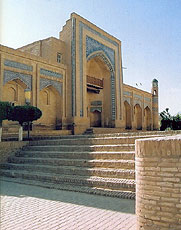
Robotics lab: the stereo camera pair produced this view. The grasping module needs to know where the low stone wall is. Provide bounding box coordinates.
[135,135,181,229]
[0,141,29,163]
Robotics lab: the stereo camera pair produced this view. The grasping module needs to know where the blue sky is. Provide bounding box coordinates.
[1,0,181,115]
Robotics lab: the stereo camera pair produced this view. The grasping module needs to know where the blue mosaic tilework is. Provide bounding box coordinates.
[87,52,116,120]
[111,73,116,120]
[124,91,132,96]
[86,36,115,69]
[40,68,62,79]
[134,99,142,107]
[90,107,102,113]
[40,78,62,95]
[124,97,131,104]
[152,79,158,87]
[71,17,122,119]
[3,70,32,90]
[71,17,76,116]
[144,103,151,109]
[87,52,114,72]
[144,97,151,102]
[4,59,33,72]
[152,97,158,103]
[79,22,118,47]
[134,94,143,100]
[91,101,102,106]
[78,21,118,119]
[152,107,158,112]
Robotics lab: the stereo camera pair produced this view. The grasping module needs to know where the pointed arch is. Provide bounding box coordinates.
[87,50,114,73]
[144,106,151,130]
[134,104,142,130]
[124,101,132,129]
[86,51,116,121]
[3,79,27,105]
[38,85,63,127]
[3,70,32,90]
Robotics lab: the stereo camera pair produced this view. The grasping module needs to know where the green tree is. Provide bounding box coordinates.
[172,113,181,130]
[160,108,172,131]
[160,109,181,131]
[9,105,42,140]
[0,102,12,141]
[0,101,12,126]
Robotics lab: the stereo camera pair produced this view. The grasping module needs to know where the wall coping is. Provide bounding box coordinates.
[135,135,181,157]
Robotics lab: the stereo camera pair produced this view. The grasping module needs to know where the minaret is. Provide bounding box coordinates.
[152,79,159,130]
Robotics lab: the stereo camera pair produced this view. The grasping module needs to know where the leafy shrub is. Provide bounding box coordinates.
[160,108,181,131]
[9,105,42,125]
[0,101,12,126]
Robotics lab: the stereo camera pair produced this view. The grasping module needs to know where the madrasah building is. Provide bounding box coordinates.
[0,13,159,134]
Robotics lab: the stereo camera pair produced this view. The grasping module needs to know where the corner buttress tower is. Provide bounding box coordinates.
[152,79,159,130]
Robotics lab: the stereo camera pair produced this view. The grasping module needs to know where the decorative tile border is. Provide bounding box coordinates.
[124,97,131,104]
[79,21,118,46]
[40,78,62,95]
[87,52,114,72]
[3,70,32,90]
[90,107,102,113]
[134,99,142,107]
[77,20,119,120]
[152,97,158,103]
[152,107,158,112]
[86,36,115,69]
[4,59,33,72]
[111,73,116,120]
[144,103,151,109]
[87,52,116,120]
[134,94,143,100]
[40,68,62,79]
[71,17,76,116]
[144,97,151,102]
[124,91,132,96]
[91,101,102,106]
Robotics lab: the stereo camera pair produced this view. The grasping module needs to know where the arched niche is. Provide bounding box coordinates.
[38,85,62,128]
[134,104,142,130]
[144,106,151,130]
[124,101,132,129]
[86,51,115,127]
[3,79,28,105]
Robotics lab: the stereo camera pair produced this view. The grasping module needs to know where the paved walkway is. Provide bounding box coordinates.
[0,180,136,230]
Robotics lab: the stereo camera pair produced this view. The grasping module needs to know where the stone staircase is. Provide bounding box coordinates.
[0,132,169,199]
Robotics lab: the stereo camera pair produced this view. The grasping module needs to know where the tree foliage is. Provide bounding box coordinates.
[0,101,12,126]
[160,108,181,131]
[8,105,42,126]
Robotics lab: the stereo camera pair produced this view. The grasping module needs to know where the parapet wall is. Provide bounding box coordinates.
[135,135,181,230]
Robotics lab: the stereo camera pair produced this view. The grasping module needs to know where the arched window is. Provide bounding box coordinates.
[9,87,17,102]
[43,90,50,105]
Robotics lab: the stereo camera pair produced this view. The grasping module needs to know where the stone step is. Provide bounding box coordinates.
[18,132,166,141]
[0,169,135,191]
[29,135,157,146]
[84,128,163,135]
[0,176,135,199]
[24,144,135,152]
[1,163,135,179]
[8,157,135,169]
[16,151,135,160]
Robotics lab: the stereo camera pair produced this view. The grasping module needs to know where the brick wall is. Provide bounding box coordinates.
[0,141,29,163]
[135,135,181,230]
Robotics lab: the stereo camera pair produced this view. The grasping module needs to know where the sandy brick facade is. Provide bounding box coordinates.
[0,13,159,134]
[135,136,181,229]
